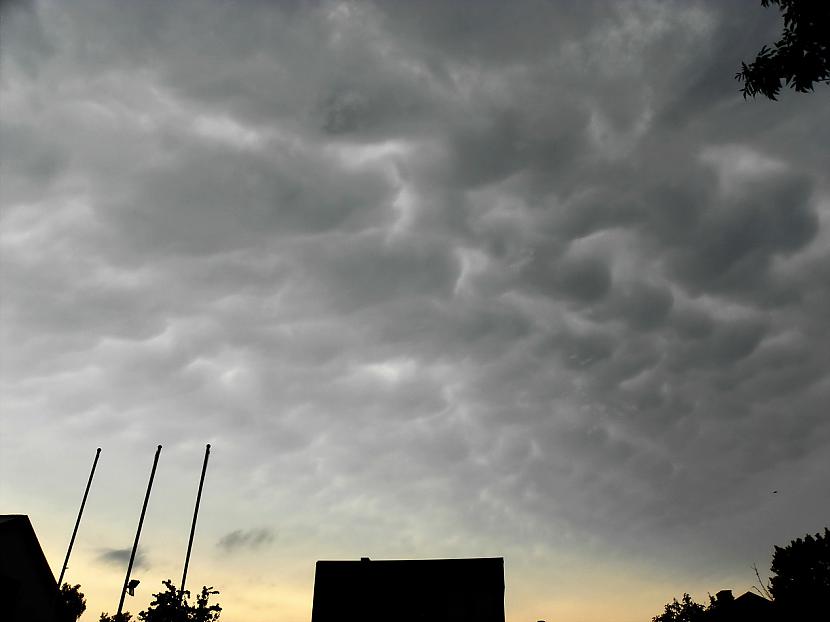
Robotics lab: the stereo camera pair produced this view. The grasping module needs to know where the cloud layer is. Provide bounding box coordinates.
[2,0,829,620]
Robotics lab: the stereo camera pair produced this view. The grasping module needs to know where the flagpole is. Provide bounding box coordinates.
[58,447,101,588]
[181,443,211,597]
[117,445,162,617]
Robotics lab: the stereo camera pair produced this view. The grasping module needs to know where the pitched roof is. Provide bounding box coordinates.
[311,557,505,622]
[709,589,775,622]
[0,514,62,622]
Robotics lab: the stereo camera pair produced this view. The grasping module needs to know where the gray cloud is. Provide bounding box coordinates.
[97,547,149,571]
[1,1,829,615]
[217,528,276,553]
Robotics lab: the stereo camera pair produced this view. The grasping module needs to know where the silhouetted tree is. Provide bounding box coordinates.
[653,527,829,620]
[99,613,132,622]
[736,0,830,99]
[769,527,830,617]
[59,583,87,621]
[138,580,188,622]
[190,586,222,622]
[651,593,708,622]
[136,580,221,622]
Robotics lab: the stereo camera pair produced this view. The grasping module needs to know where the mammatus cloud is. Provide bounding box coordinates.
[97,547,150,571]
[217,528,276,553]
[1,1,830,620]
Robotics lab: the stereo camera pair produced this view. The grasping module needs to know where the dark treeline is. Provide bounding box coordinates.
[653,527,830,621]
[59,579,221,622]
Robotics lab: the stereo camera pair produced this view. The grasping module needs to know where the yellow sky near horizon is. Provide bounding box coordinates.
[18,507,757,622]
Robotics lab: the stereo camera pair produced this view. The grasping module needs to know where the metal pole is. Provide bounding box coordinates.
[180,443,211,597]
[57,447,101,588]
[117,445,162,617]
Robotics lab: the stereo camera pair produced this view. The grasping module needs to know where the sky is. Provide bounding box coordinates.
[1,1,829,620]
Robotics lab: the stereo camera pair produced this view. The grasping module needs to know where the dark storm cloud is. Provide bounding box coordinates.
[217,527,276,553]
[1,0,829,584]
[97,547,149,570]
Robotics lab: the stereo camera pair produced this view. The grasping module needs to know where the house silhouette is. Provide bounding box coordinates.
[708,589,776,622]
[0,515,63,622]
[311,557,505,622]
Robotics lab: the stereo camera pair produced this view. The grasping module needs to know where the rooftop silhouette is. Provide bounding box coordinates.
[311,556,505,622]
[708,590,775,622]
[0,514,62,622]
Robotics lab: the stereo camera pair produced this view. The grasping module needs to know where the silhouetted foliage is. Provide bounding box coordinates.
[702,591,731,617]
[99,613,132,622]
[736,0,830,99]
[769,527,830,617]
[651,593,708,622]
[190,585,222,622]
[653,527,829,620]
[136,580,221,622]
[60,583,87,621]
[137,580,189,622]
[751,563,774,600]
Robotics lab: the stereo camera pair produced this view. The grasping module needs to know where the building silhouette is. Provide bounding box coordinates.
[311,557,505,622]
[708,589,776,622]
[0,514,62,622]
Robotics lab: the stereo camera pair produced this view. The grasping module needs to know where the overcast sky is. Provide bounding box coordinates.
[1,1,829,620]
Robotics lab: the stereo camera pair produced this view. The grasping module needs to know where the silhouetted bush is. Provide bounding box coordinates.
[651,593,708,622]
